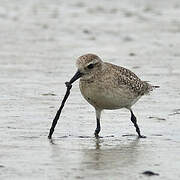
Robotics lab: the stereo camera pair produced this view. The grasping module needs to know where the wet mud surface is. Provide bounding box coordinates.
[0,0,180,179]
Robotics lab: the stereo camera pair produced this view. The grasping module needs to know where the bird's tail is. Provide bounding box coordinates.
[152,85,160,89]
[142,81,159,95]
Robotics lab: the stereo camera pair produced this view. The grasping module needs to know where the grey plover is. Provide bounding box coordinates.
[68,54,157,138]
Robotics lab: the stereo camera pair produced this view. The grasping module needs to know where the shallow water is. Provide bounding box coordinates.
[0,0,180,179]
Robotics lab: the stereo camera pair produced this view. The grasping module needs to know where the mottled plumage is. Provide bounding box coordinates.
[77,54,152,109]
[70,53,158,138]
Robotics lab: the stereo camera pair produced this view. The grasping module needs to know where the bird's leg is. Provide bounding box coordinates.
[130,109,146,138]
[95,118,100,137]
[94,109,101,138]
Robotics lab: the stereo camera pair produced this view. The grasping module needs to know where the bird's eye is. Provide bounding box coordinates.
[87,64,94,69]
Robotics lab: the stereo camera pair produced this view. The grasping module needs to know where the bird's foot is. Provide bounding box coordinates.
[94,130,100,138]
[138,135,147,138]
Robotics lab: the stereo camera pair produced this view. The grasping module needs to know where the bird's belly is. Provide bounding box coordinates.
[79,82,138,110]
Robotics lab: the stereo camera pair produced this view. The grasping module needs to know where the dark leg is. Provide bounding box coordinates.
[130,109,146,138]
[94,109,101,137]
[94,118,101,137]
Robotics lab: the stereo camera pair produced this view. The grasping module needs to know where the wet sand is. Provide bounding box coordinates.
[0,0,180,179]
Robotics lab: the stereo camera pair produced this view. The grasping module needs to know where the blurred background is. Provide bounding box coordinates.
[0,0,180,179]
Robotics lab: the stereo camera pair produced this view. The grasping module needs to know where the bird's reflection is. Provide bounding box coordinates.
[49,135,144,178]
[80,136,141,172]
[94,137,102,150]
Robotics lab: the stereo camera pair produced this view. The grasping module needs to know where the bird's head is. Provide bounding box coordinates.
[69,54,103,84]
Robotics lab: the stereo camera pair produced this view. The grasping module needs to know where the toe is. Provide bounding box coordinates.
[138,135,147,138]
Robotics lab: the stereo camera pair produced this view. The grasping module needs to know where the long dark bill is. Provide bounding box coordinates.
[48,70,82,139]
